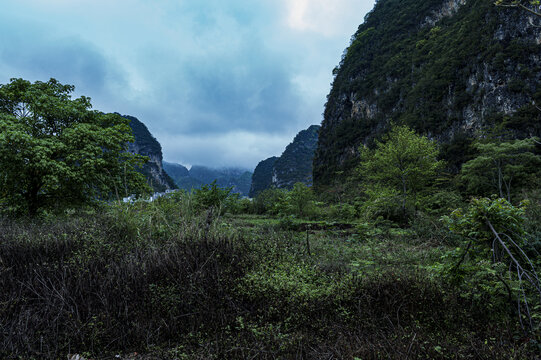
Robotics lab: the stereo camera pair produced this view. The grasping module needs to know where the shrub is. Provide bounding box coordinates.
[193,180,233,212]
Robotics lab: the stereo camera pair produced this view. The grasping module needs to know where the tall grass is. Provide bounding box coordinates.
[0,194,538,358]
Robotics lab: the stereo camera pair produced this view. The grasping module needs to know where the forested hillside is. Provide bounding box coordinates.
[250,125,319,197]
[315,0,541,187]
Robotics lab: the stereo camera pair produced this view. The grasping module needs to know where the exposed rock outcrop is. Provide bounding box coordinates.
[124,115,177,192]
[314,0,541,186]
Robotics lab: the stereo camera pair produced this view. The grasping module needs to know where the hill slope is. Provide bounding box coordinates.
[314,0,541,186]
[164,163,253,196]
[250,125,320,197]
[249,157,278,198]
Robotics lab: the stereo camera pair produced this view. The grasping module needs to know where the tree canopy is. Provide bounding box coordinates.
[460,139,541,201]
[358,125,444,220]
[0,78,149,216]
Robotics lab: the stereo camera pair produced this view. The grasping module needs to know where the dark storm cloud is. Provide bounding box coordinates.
[0,21,125,99]
[180,63,301,134]
[0,0,375,169]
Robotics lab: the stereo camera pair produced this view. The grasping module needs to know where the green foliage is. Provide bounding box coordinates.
[252,187,286,215]
[418,190,464,217]
[442,197,541,331]
[1,197,538,358]
[251,183,319,219]
[460,138,541,201]
[358,125,445,222]
[315,0,541,186]
[325,203,358,221]
[0,78,149,216]
[192,180,233,212]
[282,182,315,218]
[444,197,527,246]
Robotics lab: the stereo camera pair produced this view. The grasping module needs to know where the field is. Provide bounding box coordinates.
[1,194,539,359]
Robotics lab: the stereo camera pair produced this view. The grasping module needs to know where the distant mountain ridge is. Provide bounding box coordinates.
[163,163,253,196]
[124,115,177,192]
[250,125,320,197]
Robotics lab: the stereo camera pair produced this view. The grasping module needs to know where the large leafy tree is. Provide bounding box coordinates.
[0,78,149,215]
[460,139,541,202]
[359,125,444,220]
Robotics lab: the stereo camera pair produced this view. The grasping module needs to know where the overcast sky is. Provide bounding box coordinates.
[0,0,375,169]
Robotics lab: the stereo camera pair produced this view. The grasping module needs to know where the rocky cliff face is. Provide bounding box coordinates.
[124,115,177,192]
[314,0,541,186]
[250,125,320,196]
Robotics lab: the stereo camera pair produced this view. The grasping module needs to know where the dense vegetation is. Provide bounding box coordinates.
[0,79,149,216]
[315,0,541,187]
[1,1,541,359]
[2,121,541,358]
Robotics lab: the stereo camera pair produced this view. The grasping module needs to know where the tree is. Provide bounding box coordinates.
[444,197,541,330]
[0,78,149,216]
[460,139,541,202]
[286,182,315,218]
[193,180,233,211]
[359,125,444,220]
[253,187,286,215]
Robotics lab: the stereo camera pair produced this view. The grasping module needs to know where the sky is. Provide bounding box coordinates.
[0,0,376,170]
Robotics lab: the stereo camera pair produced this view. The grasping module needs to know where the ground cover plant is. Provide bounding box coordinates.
[1,189,540,359]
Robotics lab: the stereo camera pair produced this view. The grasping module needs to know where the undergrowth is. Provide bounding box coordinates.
[0,194,539,359]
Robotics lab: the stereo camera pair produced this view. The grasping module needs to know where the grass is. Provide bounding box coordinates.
[0,196,539,359]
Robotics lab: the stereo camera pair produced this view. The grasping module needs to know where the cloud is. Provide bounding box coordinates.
[285,0,375,36]
[159,130,293,169]
[0,0,376,169]
[0,15,127,108]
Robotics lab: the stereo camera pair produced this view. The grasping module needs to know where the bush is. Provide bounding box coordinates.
[325,203,358,221]
[253,188,286,215]
[418,190,463,216]
[443,197,541,332]
[193,180,233,213]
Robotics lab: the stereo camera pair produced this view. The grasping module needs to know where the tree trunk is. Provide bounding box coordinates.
[26,176,41,216]
[497,163,504,199]
[402,176,407,220]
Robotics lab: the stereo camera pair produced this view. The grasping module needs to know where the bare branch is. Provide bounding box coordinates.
[495,1,541,17]
[487,219,541,329]
[518,3,541,17]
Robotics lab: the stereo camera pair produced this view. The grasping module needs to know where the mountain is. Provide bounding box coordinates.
[249,156,278,198]
[314,0,541,187]
[250,125,320,197]
[163,161,189,179]
[163,164,253,197]
[124,115,177,192]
